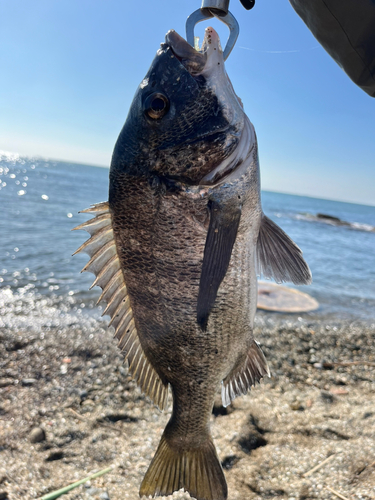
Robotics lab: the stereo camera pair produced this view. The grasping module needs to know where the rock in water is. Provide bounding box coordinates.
[257,281,318,312]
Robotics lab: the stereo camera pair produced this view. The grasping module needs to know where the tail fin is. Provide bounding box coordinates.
[139,433,227,500]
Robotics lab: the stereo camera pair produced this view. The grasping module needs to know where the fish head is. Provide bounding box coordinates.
[111,27,248,185]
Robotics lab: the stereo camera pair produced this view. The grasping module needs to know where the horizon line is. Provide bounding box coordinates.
[1,149,374,209]
[262,189,375,209]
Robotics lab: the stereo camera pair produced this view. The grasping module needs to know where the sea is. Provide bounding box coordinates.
[1,151,375,335]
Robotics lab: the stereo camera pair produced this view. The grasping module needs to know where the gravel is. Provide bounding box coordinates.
[0,315,374,500]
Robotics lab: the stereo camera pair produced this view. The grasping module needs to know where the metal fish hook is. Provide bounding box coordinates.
[186,0,240,61]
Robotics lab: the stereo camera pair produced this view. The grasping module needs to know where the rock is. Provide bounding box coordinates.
[118,366,127,377]
[0,379,13,388]
[257,282,319,312]
[320,390,336,403]
[86,487,100,496]
[313,362,323,369]
[60,364,68,375]
[212,395,235,416]
[79,389,88,400]
[0,491,8,500]
[7,337,28,351]
[21,378,37,386]
[45,450,64,462]
[363,412,374,419]
[38,466,50,479]
[299,483,310,499]
[239,432,267,453]
[221,455,240,470]
[330,387,349,396]
[100,492,110,500]
[212,403,234,417]
[82,399,95,406]
[290,401,305,411]
[29,427,46,443]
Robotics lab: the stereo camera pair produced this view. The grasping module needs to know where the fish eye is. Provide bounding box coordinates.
[144,93,169,119]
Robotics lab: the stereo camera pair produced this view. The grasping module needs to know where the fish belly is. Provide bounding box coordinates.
[110,170,260,409]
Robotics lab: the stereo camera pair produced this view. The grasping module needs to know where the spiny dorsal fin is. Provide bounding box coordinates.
[73,202,168,411]
[222,341,270,407]
[257,214,312,285]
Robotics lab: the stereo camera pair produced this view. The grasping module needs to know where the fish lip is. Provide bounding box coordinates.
[165,29,208,74]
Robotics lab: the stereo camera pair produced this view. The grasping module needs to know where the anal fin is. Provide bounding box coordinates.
[222,341,270,407]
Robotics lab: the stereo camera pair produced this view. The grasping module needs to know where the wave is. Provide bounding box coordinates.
[0,286,104,332]
[295,212,375,233]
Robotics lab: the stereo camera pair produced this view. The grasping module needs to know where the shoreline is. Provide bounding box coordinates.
[1,315,374,500]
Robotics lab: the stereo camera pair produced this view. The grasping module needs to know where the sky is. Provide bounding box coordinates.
[0,0,374,205]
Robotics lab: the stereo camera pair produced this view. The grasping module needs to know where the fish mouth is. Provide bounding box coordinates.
[164,28,249,187]
[165,27,222,75]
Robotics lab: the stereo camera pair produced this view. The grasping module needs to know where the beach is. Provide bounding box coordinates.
[1,315,374,500]
[1,155,374,499]
[2,1,375,495]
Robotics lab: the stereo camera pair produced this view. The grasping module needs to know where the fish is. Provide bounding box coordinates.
[73,27,311,500]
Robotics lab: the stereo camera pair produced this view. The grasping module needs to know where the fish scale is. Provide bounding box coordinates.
[74,26,311,500]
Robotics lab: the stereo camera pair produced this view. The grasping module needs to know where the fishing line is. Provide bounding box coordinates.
[239,45,319,54]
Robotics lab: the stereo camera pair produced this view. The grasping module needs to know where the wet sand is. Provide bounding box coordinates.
[1,315,374,500]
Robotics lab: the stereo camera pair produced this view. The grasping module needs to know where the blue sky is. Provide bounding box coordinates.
[0,0,374,205]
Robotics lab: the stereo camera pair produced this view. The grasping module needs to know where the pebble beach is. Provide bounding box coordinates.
[1,155,374,499]
[1,314,374,500]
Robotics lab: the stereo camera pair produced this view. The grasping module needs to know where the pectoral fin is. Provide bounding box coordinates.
[197,200,241,330]
[257,215,312,285]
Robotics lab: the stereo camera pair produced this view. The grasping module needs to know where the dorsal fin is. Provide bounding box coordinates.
[257,214,312,285]
[73,202,169,411]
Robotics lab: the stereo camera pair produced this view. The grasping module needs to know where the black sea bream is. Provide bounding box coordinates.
[74,27,311,500]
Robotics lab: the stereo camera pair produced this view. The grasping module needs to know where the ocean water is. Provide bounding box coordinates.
[1,151,375,333]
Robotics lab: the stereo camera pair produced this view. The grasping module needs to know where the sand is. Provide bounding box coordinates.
[1,314,374,500]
